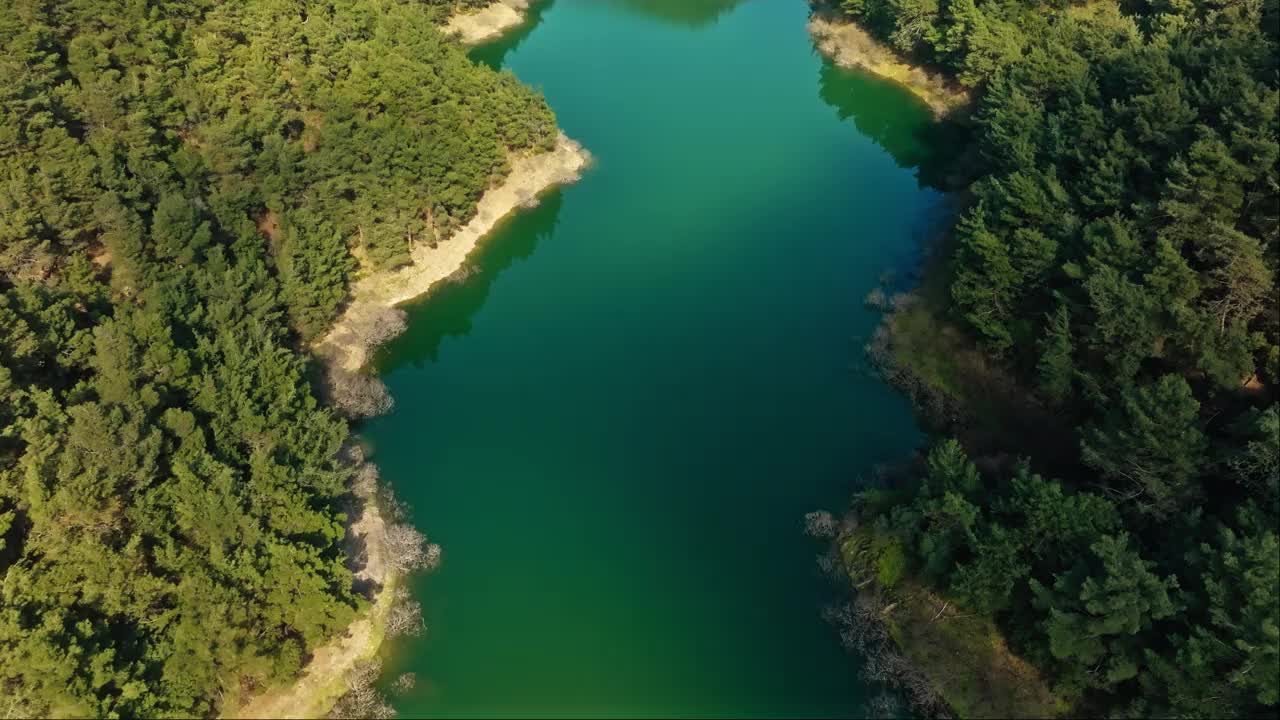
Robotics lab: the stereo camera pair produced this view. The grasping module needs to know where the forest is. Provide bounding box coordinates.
[0,0,556,716]
[835,0,1279,715]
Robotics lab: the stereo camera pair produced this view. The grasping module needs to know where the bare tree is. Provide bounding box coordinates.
[424,542,442,570]
[330,660,395,719]
[340,442,366,467]
[868,691,902,719]
[865,287,890,310]
[823,599,948,717]
[816,552,837,576]
[351,305,408,350]
[352,463,380,497]
[804,510,838,538]
[347,659,383,692]
[386,587,425,638]
[391,673,416,695]
[325,367,394,418]
[385,523,441,574]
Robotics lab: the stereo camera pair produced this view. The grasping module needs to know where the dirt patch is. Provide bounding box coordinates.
[257,209,282,246]
[89,245,112,269]
[444,0,538,45]
[808,11,969,117]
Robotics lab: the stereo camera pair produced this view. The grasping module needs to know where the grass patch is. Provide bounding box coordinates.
[890,583,1068,719]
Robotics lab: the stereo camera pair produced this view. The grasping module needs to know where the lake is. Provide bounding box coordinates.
[364,1,945,716]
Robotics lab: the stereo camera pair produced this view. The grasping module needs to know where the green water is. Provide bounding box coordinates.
[365,1,945,716]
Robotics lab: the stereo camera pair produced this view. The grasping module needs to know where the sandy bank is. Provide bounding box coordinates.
[444,0,538,46]
[229,135,588,720]
[228,477,393,719]
[808,12,969,117]
[316,133,590,374]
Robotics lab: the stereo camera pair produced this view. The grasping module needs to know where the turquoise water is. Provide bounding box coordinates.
[364,1,945,716]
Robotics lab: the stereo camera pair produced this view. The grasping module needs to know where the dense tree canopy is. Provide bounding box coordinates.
[841,0,1279,715]
[0,0,556,715]
[863,441,1278,716]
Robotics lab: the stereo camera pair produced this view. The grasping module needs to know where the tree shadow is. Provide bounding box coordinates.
[344,531,382,601]
[601,0,748,28]
[372,190,566,373]
[469,0,557,69]
[816,60,968,190]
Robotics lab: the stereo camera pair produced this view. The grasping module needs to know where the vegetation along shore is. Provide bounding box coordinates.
[814,0,1279,716]
[1,0,1275,717]
[445,0,544,46]
[808,4,970,117]
[0,0,584,717]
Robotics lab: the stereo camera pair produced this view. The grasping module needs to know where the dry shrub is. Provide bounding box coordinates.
[823,598,949,717]
[391,673,416,695]
[352,305,408,349]
[325,367,393,418]
[804,510,838,538]
[352,463,380,497]
[386,587,425,638]
[865,287,890,310]
[385,523,442,574]
[329,659,395,719]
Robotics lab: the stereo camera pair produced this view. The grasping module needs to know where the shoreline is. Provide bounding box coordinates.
[807,10,969,117]
[315,133,591,374]
[228,473,395,719]
[444,0,540,46]
[831,520,1064,718]
[231,135,589,718]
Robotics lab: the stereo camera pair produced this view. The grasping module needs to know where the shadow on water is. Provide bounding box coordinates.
[373,190,566,374]
[816,60,968,190]
[602,0,747,28]
[469,0,556,69]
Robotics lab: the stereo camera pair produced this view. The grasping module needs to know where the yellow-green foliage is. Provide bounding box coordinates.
[876,541,907,589]
[891,583,1067,719]
[883,258,996,418]
[840,526,907,590]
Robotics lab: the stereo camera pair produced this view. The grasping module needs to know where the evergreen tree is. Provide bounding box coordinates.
[1081,375,1208,516]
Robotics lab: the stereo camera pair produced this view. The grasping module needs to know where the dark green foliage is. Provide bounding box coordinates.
[880,441,984,584]
[1031,533,1177,692]
[845,0,1278,713]
[842,0,1279,396]
[858,441,1276,715]
[950,523,1028,613]
[1138,507,1280,717]
[1081,375,1208,517]
[0,0,556,715]
[1037,304,1074,403]
[1222,405,1280,506]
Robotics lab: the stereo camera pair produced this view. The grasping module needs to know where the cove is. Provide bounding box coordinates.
[364,1,947,716]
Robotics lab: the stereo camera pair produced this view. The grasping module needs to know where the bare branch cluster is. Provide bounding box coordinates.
[391,673,416,695]
[816,552,837,577]
[329,660,395,719]
[385,523,442,575]
[868,691,903,720]
[325,367,394,418]
[353,306,408,349]
[804,510,838,538]
[386,587,425,638]
[823,599,948,717]
[352,462,380,498]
